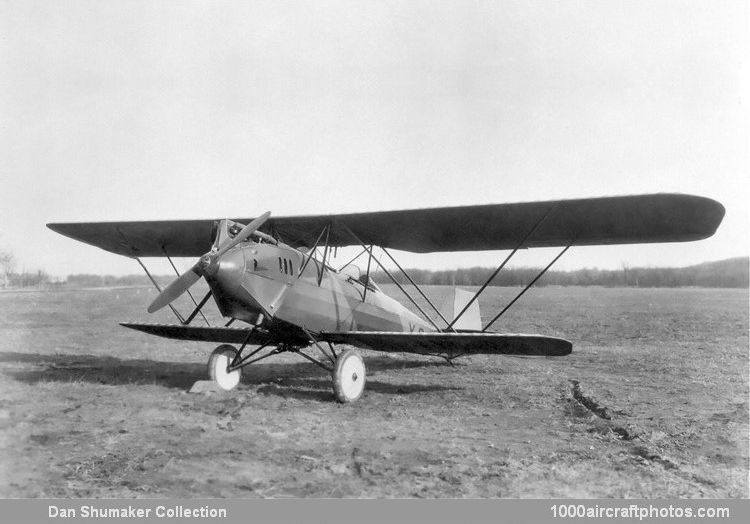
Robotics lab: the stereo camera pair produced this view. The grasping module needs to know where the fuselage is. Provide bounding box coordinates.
[206,240,434,338]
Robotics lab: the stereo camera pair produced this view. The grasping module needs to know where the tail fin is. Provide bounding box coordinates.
[440,288,481,331]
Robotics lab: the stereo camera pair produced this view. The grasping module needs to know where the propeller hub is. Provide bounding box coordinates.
[198,253,214,273]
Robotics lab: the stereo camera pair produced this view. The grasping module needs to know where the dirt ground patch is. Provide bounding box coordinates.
[0,286,747,497]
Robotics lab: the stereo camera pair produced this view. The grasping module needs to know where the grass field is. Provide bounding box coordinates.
[0,285,747,498]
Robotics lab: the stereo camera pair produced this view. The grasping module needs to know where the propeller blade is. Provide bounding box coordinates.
[147,264,202,313]
[215,211,271,257]
[147,211,271,314]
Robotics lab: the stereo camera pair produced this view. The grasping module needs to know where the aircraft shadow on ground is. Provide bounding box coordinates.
[255,377,460,402]
[0,352,462,397]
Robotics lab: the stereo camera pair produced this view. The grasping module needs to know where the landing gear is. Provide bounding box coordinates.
[208,344,241,391]
[205,340,366,402]
[332,349,366,403]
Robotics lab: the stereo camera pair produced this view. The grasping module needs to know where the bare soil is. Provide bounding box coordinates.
[0,285,747,498]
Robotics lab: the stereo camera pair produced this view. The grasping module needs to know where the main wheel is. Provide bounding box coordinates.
[332,349,366,403]
[208,344,241,391]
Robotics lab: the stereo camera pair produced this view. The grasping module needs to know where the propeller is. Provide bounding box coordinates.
[147,211,271,313]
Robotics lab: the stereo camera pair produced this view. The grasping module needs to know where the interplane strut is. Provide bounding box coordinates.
[447,205,557,330]
[482,239,574,332]
[341,222,442,331]
[163,248,211,326]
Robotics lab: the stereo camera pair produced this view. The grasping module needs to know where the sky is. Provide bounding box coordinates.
[1,0,747,278]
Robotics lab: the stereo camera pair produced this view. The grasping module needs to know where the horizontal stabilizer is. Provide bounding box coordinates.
[319,331,572,357]
[120,322,274,345]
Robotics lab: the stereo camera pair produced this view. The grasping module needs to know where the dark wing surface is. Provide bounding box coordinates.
[319,331,573,357]
[48,193,724,256]
[119,323,570,356]
[48,219,217,258]
[120,323,275,345]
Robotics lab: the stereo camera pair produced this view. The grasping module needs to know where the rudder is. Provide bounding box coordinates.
[440,288,482,331]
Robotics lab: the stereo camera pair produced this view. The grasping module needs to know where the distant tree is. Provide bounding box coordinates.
[621,262,632,287]
[0,249,15,276]
[66,274,104,287]
[9,270,49,288]
[1,250,15,288]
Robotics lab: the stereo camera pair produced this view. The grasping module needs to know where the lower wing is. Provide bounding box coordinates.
[318,331,572,357]
[120,323,571,357]
[120,322,275,345]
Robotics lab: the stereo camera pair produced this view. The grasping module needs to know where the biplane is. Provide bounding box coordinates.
[48,193,723,402]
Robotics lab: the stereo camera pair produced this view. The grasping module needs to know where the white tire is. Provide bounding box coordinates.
[208,345,241,391]
[333,349,366,403]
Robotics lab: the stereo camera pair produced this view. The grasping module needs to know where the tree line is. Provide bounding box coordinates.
[0,250,53,288]
[1,246,747,289]
[370,257,748,288]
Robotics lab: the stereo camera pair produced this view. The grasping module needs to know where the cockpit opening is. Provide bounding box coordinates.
[340,264,380,293]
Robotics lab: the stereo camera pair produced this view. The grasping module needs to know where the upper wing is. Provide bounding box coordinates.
[48,193,724,257]
[319,331,573,357]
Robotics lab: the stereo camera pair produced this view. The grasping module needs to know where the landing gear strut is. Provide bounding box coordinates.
[332,349,366,403]
[206,341,367,402]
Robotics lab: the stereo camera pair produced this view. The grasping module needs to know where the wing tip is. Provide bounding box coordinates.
[681,194,725,241]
